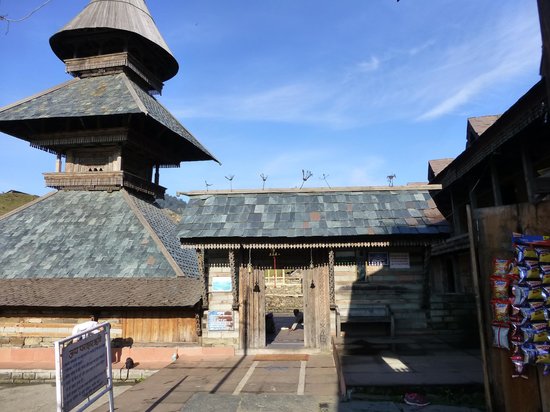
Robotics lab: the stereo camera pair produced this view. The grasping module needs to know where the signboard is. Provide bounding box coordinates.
[61,332,107,410]
[212,276,232,292]
[208,311,234,331]
[55,322,114,412]
[368,252,388,266]
[390,253,410,269]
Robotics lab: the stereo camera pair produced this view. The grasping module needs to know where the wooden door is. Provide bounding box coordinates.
[239,266,266,350]
[303,264,331,350]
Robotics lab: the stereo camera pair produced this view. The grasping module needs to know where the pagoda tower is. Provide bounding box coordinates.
[0,1,215,345]
[0,0,216,199]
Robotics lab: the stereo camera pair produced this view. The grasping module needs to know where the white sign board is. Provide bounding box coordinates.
[62,332,107,410]
[55,322,114,412]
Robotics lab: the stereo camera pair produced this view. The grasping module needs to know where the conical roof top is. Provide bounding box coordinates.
[49,0,178,82]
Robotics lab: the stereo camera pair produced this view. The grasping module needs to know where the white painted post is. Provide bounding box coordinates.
[55,341,62,412]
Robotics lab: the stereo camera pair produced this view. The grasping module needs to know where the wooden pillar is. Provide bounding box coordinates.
[55,154,62,172]
[328,249,335,308]
[154,165,160,185]
[197,248,208,308]
[229,249,239,310]
[450,192,461,233]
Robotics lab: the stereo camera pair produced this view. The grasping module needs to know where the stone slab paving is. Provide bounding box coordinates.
[92,353,340,411]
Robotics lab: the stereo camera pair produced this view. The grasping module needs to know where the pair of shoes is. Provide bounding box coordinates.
[403,392,430,407]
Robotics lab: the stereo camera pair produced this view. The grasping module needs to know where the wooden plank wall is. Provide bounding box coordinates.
[123,311,197,343]
[334,248,428,332]
[474,201,550,412]
[0,309,197,347]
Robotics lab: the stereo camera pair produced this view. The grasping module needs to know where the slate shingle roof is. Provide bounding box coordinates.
[0,278,202,307]
[0,190,199,279]
[0,189,202,306]
[0,73,217,163]
[178,187,449,241]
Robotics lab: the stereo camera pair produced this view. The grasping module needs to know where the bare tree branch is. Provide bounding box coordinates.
[0,0,53,34]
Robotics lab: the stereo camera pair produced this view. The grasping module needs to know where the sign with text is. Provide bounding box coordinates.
[208,311,234,331]
[61,331,107,411]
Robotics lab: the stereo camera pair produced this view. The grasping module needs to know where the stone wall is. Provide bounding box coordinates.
[265,284,303,312]
[428,293,478,344]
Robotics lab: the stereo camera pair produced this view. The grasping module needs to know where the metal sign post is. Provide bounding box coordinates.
[55,322,114,412]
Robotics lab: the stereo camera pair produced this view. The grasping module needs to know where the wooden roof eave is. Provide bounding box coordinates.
[433,80,547,189]
[179,236,447,250]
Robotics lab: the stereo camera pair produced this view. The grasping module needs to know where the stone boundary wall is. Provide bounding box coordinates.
[265,284,303,312]
[0,369,156,384]
[428,293,478,342]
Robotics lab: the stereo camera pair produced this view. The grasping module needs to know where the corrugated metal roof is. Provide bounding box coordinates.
[178,188,449,241]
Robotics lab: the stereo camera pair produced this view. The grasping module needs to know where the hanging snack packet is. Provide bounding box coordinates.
[491,275,511,300]
[493,258,512,276]
[492,324,510,349]
[529,307,548,322]
[528,286,547,302]
[541,269,550,285]
[492,299,511,325]
[519,266,541,282]
[512,284,529,306]
[537,248,550,264]
[522,343,538,364]
[511,347,528,379]
[510,326,524,346]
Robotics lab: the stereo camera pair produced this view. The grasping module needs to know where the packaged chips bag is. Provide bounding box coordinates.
[492,324,510,349]
[491,275,511,300]
[491,299,511,325]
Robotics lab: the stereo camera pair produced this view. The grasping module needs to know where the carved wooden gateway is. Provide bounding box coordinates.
[236,263,331,351]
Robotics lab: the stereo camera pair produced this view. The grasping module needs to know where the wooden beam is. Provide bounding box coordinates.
[520,144,536,203]
[490,157,503,206]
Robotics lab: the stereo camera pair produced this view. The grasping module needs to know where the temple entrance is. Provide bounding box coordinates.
[239,265,330,351]
[265,268,305,349]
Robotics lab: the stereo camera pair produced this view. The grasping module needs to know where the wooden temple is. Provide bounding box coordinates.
[0,0,217,360]
[177,186,450,351]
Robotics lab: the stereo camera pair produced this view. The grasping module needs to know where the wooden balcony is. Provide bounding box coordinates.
[43,171,166,198]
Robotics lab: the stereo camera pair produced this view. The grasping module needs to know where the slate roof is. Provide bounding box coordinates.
[0,73,217,163]
[0,190,199,280]
[0,278,202,307]
[178,186,449,242]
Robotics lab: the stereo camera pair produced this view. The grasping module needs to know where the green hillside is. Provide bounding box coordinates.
[0,191,38,216]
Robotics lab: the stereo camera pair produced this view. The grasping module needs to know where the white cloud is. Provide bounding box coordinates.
[169,2,540,129]
[356,56,380,72]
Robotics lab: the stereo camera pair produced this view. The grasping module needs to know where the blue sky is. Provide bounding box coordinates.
[0,0,543,196]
